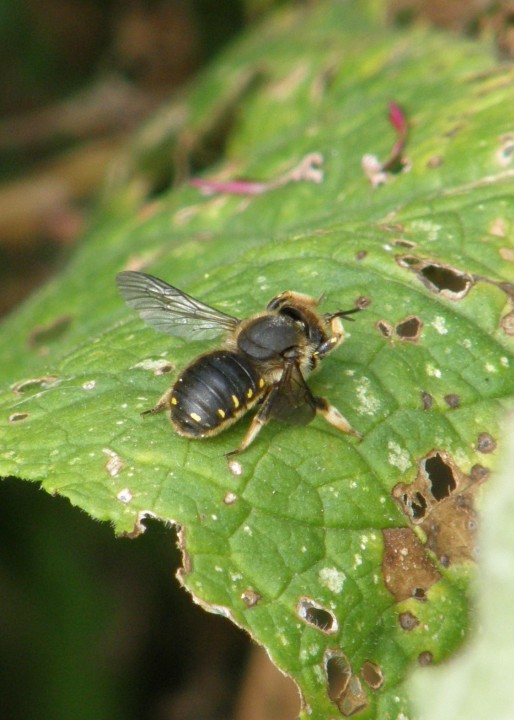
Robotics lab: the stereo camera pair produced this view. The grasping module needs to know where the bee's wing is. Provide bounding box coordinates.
[268,360,316,425]
[116,271,239,340]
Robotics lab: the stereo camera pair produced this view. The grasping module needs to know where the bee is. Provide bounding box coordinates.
[116,271,361,456]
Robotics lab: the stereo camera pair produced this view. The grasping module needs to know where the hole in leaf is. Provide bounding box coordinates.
[424,453,456,501]
[394,451,482,564]
[396,315,422,341]
[376,320,393,338]
[9,412,29,423]
[361,661,384,689]
[12,376,59,394]
[324,651,368,717]
[396,254,420,268]
[419,263,472,297]
[325,652,352,702]
[12,375,58,395]
[413,587,427,600]
[397,256,473,299]
[297,598,338,634]
[411,491,427,520]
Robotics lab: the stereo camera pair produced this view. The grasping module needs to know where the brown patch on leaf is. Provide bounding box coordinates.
[355,250,367,261]
[382,528,441,602]
[355,295,371,309]
[490,218,507,237]
[476,432,496,454]
[444,393,460,408]
[418,651,433,666]
[499,247,514,262]
[102,448,124,478]
[470,464,490,483]
[241,588,262,608]
[421,391,433,410]
[396,255,473,300]
[393,451,483,565]
[398,611,420,631]
[427,155,444,168]
[360,661,384,690]
[501,311,514,336]
[395,315,423,341]
[392,238,416,249]
[324,650,368,717]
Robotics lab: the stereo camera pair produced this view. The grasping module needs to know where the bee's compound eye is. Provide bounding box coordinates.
[266,292,287,311]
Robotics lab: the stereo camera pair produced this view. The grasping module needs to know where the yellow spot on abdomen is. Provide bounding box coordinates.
[258,378,265,388]
[171,396,178,405]
[231,394,240,409]
[217,408,226,419]
[247,388,253,399]
[190,412,202,422]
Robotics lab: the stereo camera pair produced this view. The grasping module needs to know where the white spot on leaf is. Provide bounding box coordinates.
[426,364,442,379]
[431,316,448,335]
[103,448,124,477]
[117,488,133,503]
[318,567,346,593]
[355,376,380,415]
[388,441,412,472]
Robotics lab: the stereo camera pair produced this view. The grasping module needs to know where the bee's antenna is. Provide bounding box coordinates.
[327,307,362,322]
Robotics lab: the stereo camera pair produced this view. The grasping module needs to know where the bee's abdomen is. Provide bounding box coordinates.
[170,350,264,437]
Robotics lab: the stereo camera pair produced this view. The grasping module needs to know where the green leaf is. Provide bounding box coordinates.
[1,2,514,718]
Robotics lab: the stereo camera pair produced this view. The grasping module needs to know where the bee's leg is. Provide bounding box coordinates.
[313,396,361,439]
[141,388,173,416]
[225,387,277,458]
[315,333,343,358]
[316,307,361,358]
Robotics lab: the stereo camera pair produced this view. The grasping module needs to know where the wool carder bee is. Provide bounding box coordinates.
[116,271,361,456]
